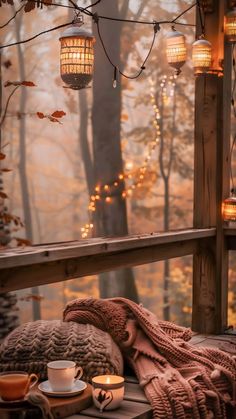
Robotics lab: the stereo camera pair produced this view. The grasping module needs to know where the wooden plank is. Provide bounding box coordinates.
[0,238,201,293]
[0,228,215,269]
[124,376,139,384]
[215,12,232,334]
[79,400,152,419]
[67,382,151,419]
[190,333,236,355]
[124,383,148,404]
[67,416,97,419]
[193,1,230,334]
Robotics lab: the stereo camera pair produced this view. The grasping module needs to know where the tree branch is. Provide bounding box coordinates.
[0,86,20,132]
[0,4,25,29]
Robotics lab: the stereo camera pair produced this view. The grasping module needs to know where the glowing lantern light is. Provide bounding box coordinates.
[225,8,236,43]
[59,16,95,90]
[192,38,212,75]
[166,29,187,75]
[222,192,236,222]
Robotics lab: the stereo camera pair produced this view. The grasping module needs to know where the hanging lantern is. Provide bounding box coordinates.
[192,38,212,75]
[222,191,236,222]
[59,17,95,90]
[166,29,187,75]
[225,8,236,43]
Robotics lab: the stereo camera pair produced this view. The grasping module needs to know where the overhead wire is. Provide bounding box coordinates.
[0,0,196,50]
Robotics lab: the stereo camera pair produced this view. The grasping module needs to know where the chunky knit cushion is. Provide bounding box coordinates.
[0,320,123,381]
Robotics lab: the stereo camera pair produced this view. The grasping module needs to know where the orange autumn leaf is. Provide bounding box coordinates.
[37,112,45,119]
[4,80,36,87]
[51,110,66,118]
[15,237,32,247]
[121,113,129,121]
[24,0,52,12]
[24,1,36,12]
[3,60,12,69]
[21,81,36,87]
[36,111,65,123]
[0,191,8,199]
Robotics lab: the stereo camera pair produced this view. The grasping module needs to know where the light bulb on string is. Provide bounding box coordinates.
[80,74,175,238]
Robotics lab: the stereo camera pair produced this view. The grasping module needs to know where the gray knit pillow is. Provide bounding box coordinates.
[0,320,123,381]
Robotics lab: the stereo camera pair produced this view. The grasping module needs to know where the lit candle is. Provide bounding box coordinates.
[91,375,124,412]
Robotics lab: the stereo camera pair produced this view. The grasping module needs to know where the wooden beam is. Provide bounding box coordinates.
[0,228,215,269]
[0,229,215,293]
[193,1,231,334]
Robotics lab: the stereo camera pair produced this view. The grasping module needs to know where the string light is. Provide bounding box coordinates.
[80,74,175,238]
[0,1,197,89]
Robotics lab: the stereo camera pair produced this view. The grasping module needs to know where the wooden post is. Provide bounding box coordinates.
[193,1,231,333]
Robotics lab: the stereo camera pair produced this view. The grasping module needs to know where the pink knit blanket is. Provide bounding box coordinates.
[63,297,236,419]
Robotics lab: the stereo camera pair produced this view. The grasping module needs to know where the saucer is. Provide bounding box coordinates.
[0,395,28,405]
[38,379,87,397]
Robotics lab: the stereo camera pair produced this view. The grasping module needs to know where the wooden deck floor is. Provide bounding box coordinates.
[67,334,236,419]
[190,333,236,356]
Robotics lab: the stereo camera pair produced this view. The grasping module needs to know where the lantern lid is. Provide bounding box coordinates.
[166,30,185,39]
[192,38,211,47]
[59,24,94,40]
[224,196,236,203]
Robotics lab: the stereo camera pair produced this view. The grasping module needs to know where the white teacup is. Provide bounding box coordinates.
[47,360,83,392]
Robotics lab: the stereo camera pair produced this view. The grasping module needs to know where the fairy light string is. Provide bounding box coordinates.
[80,74,176,238]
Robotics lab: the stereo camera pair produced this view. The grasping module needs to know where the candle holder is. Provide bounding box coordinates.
[91,375,124,412]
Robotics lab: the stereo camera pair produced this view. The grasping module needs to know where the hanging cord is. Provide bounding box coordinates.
[93,13,160,82]
[171,1,196,24]
[196,0,205,36]
[83,0,101,10]
[0,4,25,29]
[230,45,236,193]
[0,1,196,50]
[0,20,75,50]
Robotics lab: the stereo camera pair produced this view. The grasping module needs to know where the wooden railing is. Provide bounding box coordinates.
[0,228,215,293]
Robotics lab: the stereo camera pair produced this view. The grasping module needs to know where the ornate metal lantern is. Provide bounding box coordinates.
[222,192,236,222]
[192,38,212,75]
[225,8,236,43]
[59,17,95,90]
[166,29,187,75]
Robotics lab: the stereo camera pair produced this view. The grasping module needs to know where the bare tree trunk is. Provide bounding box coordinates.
[77,89,99,235]
[159,84,177,320]
[163,179,170,320]
[92,1,138,301]
[15,13,41,320]
[78,90,94,195]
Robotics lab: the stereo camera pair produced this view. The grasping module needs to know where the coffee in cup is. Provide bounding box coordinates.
[47,360,83,392]
[0,371,38,401]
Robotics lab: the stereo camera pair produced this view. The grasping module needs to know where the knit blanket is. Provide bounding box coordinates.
[0,320,123,381]
[63,297,236,419]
